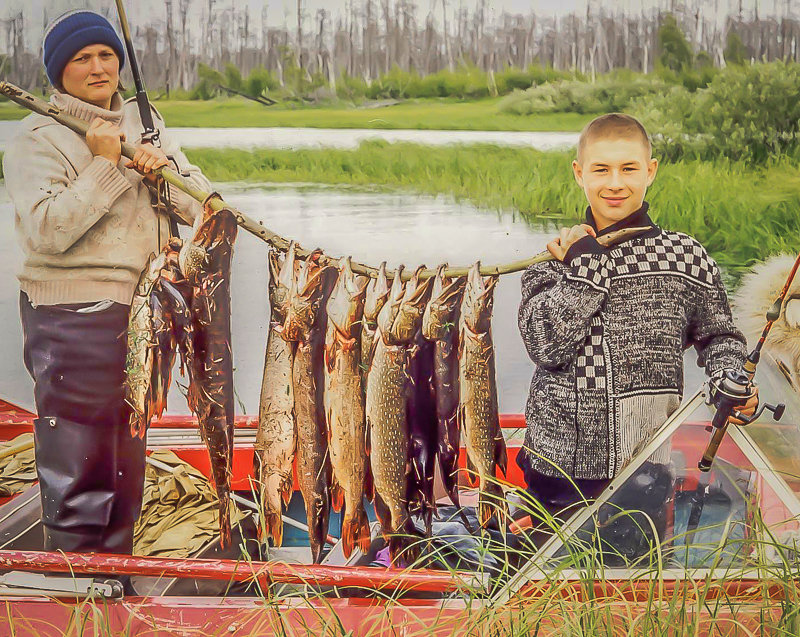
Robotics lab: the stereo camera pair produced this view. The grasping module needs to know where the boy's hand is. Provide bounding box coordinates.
[729,386,759,425]
[547,224,597,261]
[126,144,170,184]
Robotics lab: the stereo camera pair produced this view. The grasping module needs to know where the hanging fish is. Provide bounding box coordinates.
[183,200,239,548]
[254,244,298,547]
[324,257,371,558]
[422,265,467,513]
[458,262,507,530]
[283,250,333,564]
[361,261,390,382]
[366,266,432,561]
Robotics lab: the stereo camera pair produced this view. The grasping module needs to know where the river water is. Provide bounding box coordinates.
[0,120,577,153]
[0,183,556,417]
[0,180,709,418]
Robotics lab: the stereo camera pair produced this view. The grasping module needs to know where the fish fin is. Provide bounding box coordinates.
[495,434,508,477]
[324,337,338,374]
[364,421,371,457]
[308,497,329,564]
[331,481,344,513]
[218,499,232,549]
[464,454,480,489]
[341,506,371,559]
[281,479,293,507]
[478,482,507,531]
[364,461,374,502]
[373,493,392,540]
[263,512,283,548]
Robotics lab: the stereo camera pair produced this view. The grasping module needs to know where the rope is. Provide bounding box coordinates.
[0,80,648,279]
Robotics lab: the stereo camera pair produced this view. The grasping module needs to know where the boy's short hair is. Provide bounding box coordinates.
[577,113,652,163]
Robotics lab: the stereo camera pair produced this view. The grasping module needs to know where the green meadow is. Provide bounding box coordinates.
[0,97,592,131]
[184,143,800,278]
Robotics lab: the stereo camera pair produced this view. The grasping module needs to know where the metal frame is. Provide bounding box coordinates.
[495,386,800,603]
[494,389,707,603]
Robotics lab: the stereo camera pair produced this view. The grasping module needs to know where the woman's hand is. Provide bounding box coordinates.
[86,118,125,165]
[126,144,170,184]
[546,224,597,261]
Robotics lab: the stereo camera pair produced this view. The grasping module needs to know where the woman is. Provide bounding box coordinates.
[2,10,211,555]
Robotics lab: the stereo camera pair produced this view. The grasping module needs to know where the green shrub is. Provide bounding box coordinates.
[633,61,800,163]
[498,75,668,116]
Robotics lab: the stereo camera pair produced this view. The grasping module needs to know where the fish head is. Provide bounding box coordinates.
[392,266,433,343]
[187,207,238,280]
[326,257,368,336]
[364,261,390,326]
[422,265,465,340]
[178,239,207,282]
[268,250,292,322]
[137,251,168,293]
[461,262,498,335]
[283,250,329,341]
[376,265,405,339]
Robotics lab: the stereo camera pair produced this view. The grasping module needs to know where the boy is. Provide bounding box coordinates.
[517,113,756,526]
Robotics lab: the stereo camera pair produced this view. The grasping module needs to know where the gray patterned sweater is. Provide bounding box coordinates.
[518,204,746,480]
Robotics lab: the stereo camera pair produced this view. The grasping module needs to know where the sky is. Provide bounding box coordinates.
[0,0,788,55]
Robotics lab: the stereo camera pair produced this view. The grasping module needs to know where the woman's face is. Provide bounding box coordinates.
[60,44,120,109]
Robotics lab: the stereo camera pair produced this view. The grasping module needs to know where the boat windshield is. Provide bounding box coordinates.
[497,355,800,600]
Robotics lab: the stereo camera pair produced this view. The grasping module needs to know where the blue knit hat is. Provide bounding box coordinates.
[43,11,126,88]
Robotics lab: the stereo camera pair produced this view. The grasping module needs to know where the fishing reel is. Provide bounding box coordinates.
[698,356,785,472]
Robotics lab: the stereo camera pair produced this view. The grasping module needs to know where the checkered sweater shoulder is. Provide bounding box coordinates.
[518,224,746,480]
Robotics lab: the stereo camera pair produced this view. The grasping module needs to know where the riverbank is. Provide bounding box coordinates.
[0,97,592,131]
[183,144,800,277]
[2,142,797,276]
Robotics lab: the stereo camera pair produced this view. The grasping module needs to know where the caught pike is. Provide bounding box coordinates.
[324,257,371,558]
[126,251,167,438]
[422,265,467,511]
[459,262,507,529]
[366,267,431,561]
[406,328,437,536]
[284,251,333,564]
[361,261,390,380]
[254,244,298,547]
[184,201,239,548]
[149,238,192,422]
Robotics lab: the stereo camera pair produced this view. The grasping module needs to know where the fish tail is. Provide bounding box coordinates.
[307,497,329,564]
[258,473,287,547]
[389,516,421,565]
[438,445,461,507]
[342,506,371,559]
[494,434,508,477]
[478,481,507,531]
[331,481,344,513]
[464,454,480,489]
[218,496,232,549]
[262,511,283,548]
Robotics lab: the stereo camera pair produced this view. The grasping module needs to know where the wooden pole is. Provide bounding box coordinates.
[0,80,648,280]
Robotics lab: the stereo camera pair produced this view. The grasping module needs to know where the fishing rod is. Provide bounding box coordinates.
[0,80,649,281]
[113,0,159,147]
[112,0,185,239]
[697,254,800,472]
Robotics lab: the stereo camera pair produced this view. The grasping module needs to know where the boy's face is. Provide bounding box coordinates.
[572,137,658,231]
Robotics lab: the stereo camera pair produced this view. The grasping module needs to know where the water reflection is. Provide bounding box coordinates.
[0,184,550,415]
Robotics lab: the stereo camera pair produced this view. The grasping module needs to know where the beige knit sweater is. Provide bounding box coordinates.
[3,91,211,307]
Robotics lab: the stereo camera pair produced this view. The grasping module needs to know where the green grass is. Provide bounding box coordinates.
[184,143,800,277]
[0,97,593,131]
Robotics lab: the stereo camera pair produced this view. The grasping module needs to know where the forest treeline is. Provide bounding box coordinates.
[1,0,799,98]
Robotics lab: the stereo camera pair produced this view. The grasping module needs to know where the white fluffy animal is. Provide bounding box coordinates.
[733,254,800,384]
